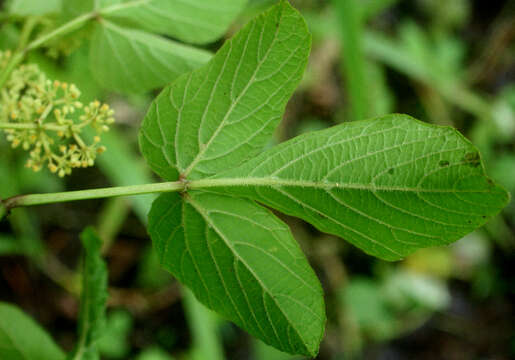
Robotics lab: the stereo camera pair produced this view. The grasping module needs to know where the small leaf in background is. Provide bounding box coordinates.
[89,22,211,94]
[97,310,133,359]
[136,347,174,360]
[0,234,36,256]
[0,302,65,360]
[61,0,247,94]
[492,154,515,195]
[148,191,325,356]
[342,271,450,345]
[451,232,492,278]
[70,227,108,360]
[492,85,515,143]
[137,245,173,289]
[0,23,20,50]
[139,0,311,180]
[211,114,509,260]
[383,270,450,311]
[342,278,397,341]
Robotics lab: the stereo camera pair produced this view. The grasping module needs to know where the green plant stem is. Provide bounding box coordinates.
[3,181,185,211]
[0,122,70,131]
[17,17,39,52]
[0,51,24,89]
[2,174,491,218]
[0,11,97,89]
[26,11,97,51]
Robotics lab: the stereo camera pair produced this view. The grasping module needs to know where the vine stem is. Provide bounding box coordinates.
[2,175,484,216]
[3,181,185,211]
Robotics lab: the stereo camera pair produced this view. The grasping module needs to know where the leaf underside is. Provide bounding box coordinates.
[149,191,325,356]
[209,114,509,260]
[139,0,311,180]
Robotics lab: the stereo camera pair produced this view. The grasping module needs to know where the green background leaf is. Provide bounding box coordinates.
[90,21,211,94]
[59,0,246,94]
[7,0,61,15]
[139,1,311,180]
[61,0,95,20]
[0,302,65,360]
[204,114,509,260]
[148,191,325,356]
[102,0,247,44]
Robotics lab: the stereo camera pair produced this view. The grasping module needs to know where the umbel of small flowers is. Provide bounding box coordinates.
[0,50,114,177]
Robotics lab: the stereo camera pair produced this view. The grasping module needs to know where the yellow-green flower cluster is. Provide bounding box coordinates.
[0,51,114,177]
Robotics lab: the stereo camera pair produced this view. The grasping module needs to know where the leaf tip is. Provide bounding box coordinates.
[80,226,102,251]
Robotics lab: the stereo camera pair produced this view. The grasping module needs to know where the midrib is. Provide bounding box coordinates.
[188,177,490,194]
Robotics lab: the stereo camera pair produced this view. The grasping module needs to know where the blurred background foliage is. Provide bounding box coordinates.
[0,0,514,359]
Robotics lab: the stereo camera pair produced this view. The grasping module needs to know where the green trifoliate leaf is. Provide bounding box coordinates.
[139,1,311,180]
[148,191,325,356]
[202,114,509,261]
[90,21,211,94]
[69,227,109,360]
[0,302,66,360]
[101,0,247,44]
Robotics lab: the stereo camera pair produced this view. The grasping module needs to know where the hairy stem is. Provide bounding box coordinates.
[3,181,185,212]
[2,174,486,219]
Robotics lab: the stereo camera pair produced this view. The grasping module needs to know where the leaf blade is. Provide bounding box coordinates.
[139,1,311,180]
[203,114,509,260]
[148,191,325,356]
[102,0,247,44]
[89,21,211,94]
[0,302,66,360]
[70,227,109,360]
